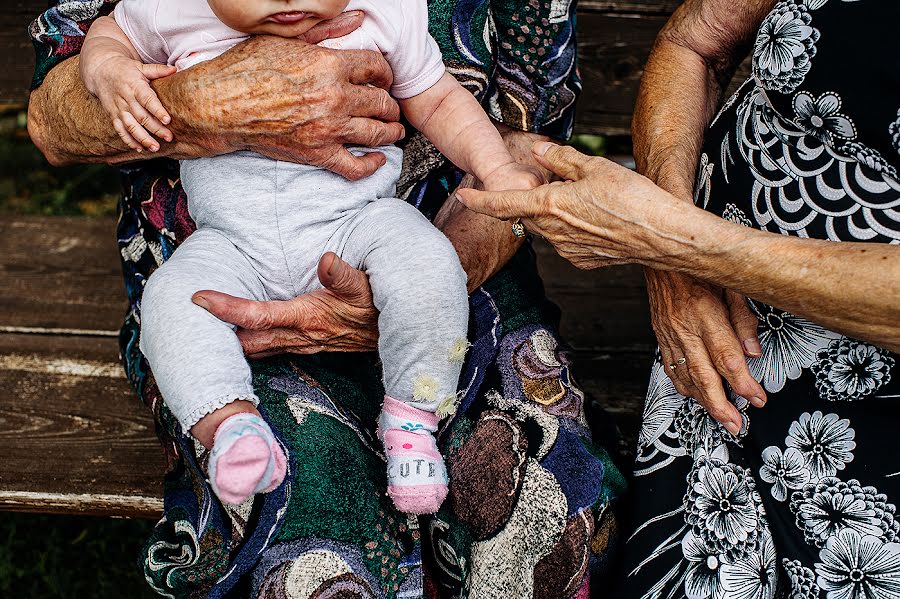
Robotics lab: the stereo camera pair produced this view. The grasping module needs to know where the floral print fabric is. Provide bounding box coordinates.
[620,1,900,597]
[28,1,624,598]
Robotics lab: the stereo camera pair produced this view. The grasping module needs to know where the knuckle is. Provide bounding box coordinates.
[714,352,745,375]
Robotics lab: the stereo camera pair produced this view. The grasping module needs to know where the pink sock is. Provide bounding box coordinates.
[379,396,448,514]
[207,413,287,506]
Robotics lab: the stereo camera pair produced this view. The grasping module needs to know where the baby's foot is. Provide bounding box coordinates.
[207,413,287,505]
[379,396,448,514]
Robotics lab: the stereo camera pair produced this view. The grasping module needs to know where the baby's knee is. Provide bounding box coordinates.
[139,269,195,350]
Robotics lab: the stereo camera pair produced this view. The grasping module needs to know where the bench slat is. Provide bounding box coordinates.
[0,332,165,517]
[0,217,127,332]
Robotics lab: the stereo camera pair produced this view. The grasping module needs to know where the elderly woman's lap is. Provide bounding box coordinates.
[138,251,625,598]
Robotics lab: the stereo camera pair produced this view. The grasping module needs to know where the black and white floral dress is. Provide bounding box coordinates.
[620,1,900,597]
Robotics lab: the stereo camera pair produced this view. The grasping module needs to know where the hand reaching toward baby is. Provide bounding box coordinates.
[82,53,176,153]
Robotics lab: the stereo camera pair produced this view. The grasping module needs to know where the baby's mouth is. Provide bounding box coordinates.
[268,11,310,24]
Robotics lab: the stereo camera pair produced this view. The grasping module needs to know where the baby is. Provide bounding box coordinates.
[80,0,539,513]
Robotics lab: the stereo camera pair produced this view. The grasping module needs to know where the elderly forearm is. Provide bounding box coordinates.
[632,34,717,197]
[28,56,219,166]
[655,208,900,350]
[633,0,774,197]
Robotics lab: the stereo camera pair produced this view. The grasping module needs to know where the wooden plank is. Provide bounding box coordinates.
[1,0,685,136]
[0,216,655,354]
[0,217,128,333]
[0,332,165,517]
[534,240,655,351]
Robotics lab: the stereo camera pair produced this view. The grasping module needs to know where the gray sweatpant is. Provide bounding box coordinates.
[140,146,469,430]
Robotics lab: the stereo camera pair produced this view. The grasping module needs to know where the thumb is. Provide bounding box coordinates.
[455,187,540,220]
[317,252,372,304]
[532,142,592,182]
[193,290,294,330]
[140,63,177,80]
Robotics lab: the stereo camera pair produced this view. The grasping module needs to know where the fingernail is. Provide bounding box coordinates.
[743,338,762,357]
[193,295,209,311]
[533,141,555,156]
[724,420,741,436]
[750,395,766,408]
[150,145,159,152]
[163,116,171,124]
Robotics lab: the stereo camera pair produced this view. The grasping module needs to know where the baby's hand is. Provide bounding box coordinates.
[83,55,176,153]
[482,162,547,193]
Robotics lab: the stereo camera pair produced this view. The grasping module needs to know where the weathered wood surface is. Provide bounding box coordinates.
[0,0,685,135]
[0,216,652,516]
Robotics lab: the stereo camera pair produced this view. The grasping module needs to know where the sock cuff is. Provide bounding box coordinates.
[381,396,439,430]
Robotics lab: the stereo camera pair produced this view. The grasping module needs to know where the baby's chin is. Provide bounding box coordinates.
[240,17,323,38]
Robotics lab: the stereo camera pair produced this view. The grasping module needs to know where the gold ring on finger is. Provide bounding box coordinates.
[669,357,687,371]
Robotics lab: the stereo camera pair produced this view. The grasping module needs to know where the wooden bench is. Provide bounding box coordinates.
[0,0,669,518]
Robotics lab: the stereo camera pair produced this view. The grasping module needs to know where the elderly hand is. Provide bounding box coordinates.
[192,253,378,358]
[157,11,404,180]
[456,141,676,267]
[457,141,768,435]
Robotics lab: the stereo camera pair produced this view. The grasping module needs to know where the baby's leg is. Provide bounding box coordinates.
[140,230,286,504]
[338,199,469,514]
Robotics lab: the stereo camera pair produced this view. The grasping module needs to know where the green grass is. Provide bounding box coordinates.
[0,109,120,217]
[0,514,155,598]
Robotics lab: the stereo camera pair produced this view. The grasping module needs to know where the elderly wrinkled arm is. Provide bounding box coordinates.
[633,0,776,194]
[654,203,900,352]
[28,56,214,166]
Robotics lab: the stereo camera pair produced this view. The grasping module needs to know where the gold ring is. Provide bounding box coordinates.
[511,219,526,238]
[669,357,687,371]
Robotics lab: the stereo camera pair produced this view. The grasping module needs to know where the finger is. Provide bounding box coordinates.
[658,334,695,397]
[129,101,172,144]
[342,117,405,148]
[342,49,394,90]
[238,327,321,358]
[532,142,593,182]
[342,84,401,123]
[316,252,372,304]
[699,319,767,408]
[139,63,176,81]
[681,340,744,435]
[192,290,301,331]
[726,291,762,358]
[318,147,387,181]
[455,187,541,220]
[120,111,160,151]
[298,10,365,44]
[113,118,145,153]
[135,82,173,128]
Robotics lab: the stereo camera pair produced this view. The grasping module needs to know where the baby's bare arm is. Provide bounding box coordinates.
[81,16,176,152]
[400,74,543,191]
